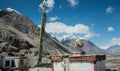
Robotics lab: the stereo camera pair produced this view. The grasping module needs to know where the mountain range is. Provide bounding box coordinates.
[106,44,120,55]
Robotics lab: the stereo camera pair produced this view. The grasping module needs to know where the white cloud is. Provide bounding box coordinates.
[108,27,114,32]
[111,38,120,45]
[84,32,100,38]
[39,0,55,12]
[101,38,120,49]
[46,22,88,34]
[49,16,58,21]
[59,5,62,8]
[67,0,78,7]
[45,22,99,39]
[106,6,114,14]
[91,24,94,26]
[46,0,55,8]
[39,3,43,9]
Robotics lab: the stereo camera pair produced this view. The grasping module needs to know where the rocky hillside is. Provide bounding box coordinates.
[0,8,71,57]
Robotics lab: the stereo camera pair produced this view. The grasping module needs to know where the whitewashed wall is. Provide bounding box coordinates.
[14,59,19,68]
[54,62,64,71]
[70,61,94,71]
[54,61,94,71]
[96,61,106,71]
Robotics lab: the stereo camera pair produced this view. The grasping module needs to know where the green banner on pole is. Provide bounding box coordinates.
[37,0,46,64]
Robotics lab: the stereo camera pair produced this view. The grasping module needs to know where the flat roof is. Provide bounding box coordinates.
[0,56,19,59]
[51,54,106,62]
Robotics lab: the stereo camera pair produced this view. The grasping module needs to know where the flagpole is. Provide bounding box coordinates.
[37,0,46,64]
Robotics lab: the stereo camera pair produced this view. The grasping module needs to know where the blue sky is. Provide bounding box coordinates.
[0,0,120,49]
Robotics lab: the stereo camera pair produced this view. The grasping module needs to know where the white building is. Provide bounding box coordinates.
[0,56,19,70]
[51,52,106,71]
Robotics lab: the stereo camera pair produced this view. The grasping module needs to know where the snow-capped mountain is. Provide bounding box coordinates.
[3,8,21,15]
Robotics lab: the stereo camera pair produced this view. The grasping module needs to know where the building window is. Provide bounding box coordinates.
[5,61,10,67]
[11,60,15,67]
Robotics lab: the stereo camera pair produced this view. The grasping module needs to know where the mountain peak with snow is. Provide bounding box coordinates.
[4,8,21,15]
[60,35,85,42]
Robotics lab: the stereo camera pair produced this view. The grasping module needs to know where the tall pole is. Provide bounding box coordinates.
[37,0,46,64]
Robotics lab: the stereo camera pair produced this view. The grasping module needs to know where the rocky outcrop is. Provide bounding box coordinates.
[0,23,33,53]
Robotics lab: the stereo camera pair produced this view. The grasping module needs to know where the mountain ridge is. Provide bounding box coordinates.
[106,44,120,55]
